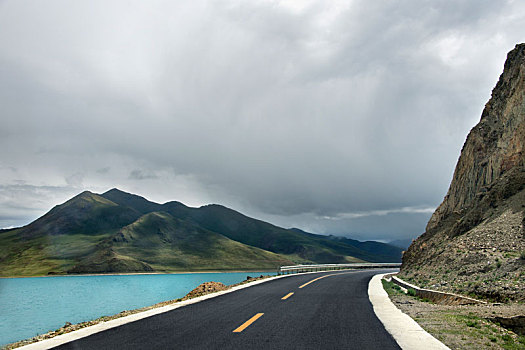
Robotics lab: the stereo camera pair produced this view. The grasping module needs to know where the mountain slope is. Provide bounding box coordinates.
[400,44,525,301]
[323,234,406,262]
[0,192,143,276]
[183,206,403,263]
[18,191,141,238]
[69,211,291,273]
[0,193,294,275]
[102,189,403,263]
[101,188,163,214]
[388,238,413,250]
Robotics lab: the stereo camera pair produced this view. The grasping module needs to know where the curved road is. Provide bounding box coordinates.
[56,269,400,349]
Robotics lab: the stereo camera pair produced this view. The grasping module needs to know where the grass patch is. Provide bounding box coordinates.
[466,320,480,328]
[381,278,404,296]
[390,291,525,350]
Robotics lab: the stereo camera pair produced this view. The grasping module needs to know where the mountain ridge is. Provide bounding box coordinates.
[99,188,403,263]
[0,188,403,276]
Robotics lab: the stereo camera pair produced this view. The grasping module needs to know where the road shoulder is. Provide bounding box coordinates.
[368,273,450,350]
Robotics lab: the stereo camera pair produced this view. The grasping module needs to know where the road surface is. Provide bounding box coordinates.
[55,269,401,349]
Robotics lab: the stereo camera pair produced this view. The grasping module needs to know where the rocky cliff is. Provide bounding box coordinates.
[401,44,525,301]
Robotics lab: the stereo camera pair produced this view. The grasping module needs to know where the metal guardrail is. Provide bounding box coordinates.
[278,263,401,274]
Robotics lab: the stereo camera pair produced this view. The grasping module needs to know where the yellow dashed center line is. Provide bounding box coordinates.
[232,271,357,334]
[232,313,264,333]
[298,271,357,289]
[281,292,294,300]
[299,275,329,288]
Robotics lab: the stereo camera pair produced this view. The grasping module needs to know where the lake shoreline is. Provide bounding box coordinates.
[0,271,278,347]
[4,274,276,349]
[0,270,278,279]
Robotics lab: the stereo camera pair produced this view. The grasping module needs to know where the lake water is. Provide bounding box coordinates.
[0,272,275,345]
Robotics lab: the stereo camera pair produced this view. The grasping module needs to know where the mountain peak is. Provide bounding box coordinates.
[101,188,161,214]
[77,190,95,197]
[401,44,525,301]
[70,190,112,205]
[102,188,129,196]
[424,43,525,235]
[17,190,139,238]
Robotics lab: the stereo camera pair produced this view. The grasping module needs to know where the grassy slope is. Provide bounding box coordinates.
[100,189,402,263]
[0,194,293,275]
[0,229,114,276]
[323,234,405,262]
[171,205,401,263]
[0,191,141,276]
[109,211,292,271]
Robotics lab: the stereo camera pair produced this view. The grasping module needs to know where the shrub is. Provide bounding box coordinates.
[520,250,525,260]
[407,288,417,297]
[466,320,478,328]
[501,334,512,342]
[518,335,525,345]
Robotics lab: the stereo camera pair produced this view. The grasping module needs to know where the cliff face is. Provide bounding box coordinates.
[427,44,525,236]
[401,44,525,301]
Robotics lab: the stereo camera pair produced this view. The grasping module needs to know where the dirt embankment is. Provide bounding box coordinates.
[383,277,525,349]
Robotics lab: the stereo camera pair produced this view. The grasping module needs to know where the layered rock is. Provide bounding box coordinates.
[401,44,525,301]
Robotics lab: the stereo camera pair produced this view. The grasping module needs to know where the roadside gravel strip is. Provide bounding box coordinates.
[368,273,450,350]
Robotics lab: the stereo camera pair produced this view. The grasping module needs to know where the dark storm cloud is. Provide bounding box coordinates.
[1,0,524,240]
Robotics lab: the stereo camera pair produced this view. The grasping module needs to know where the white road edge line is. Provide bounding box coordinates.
[368,273,451,350]
[17,270,329,350]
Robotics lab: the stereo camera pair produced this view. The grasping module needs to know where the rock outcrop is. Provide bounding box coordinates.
[401,44,525,301]
[182,282,229,300]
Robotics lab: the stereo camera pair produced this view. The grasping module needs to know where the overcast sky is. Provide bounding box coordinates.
[1,0,524,242]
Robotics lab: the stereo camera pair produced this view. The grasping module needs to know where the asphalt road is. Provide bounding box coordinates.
[55,269,401,350]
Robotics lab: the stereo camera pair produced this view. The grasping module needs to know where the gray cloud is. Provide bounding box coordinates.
[129,169,158,180]
[96,167,110,174]
[65,172,85,187]
[1,0,524,240]
[0,184,81,227]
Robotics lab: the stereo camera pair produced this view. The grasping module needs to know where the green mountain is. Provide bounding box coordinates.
[101,189,403,263]
[0,189,402,277]
[71,211,289,273]
[0,191,145,276]
[18,191,141,238]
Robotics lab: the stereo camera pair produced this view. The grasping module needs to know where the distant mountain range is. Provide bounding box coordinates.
[388,238,413,250]
[0,188,402,276]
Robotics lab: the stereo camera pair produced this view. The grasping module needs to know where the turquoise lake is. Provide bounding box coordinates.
[0,272,275,345]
